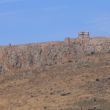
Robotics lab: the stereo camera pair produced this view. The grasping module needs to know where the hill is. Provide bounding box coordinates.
[0,32,110,110]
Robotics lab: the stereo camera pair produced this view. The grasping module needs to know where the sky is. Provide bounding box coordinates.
[0,0,110,45]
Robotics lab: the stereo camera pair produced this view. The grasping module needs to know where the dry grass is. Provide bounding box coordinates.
[0,53,110,110]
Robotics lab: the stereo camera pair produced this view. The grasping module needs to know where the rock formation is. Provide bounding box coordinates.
[0,32,110,74]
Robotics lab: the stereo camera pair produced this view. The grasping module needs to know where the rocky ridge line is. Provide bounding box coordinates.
[0,32,110,74]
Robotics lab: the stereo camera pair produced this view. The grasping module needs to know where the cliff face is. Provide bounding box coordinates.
[0,32,110,74]
[0,42,83,73]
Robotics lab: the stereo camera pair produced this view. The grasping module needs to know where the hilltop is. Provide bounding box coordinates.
[0,32,110,110]
[0,32,110,74]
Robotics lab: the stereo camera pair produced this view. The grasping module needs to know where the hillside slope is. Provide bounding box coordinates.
[0,53,110,110]
[0,32,110,110]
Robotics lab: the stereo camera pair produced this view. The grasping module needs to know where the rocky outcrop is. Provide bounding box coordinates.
[0,32,110,74]
[1,42,83,70]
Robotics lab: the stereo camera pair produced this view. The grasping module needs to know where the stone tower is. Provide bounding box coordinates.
[78,32,90,42]
[78,32,89,38]
[78,32,90,48]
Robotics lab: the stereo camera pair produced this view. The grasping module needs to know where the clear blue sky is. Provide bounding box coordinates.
[0,0,110,45]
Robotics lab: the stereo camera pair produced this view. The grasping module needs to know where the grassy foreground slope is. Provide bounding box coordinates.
[0,52,110,110]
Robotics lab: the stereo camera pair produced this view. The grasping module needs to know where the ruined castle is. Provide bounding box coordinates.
[65,32,110,53]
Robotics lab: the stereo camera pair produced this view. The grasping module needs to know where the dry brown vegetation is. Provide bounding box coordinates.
[0,52,110,110]
[0,33,110,110]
